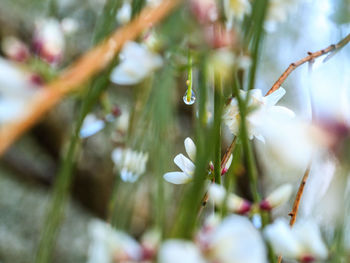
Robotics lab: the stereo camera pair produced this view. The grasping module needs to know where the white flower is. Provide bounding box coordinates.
[158,240,207,263]
[116,1,132,25]
[259,184,293,211]
[33,18,65,64]
[111,148,149,182]
[265,0,300,32]
[0,58,38,124]
[163,137,196,184]
[258,117,330,171]
[205,215,268,263]
[264,218,328,261]
[208,184,251,214]
[222,87,294,142]
[80,114,106,138]
[224,0,251,24]
[110,41,163,85]
[87,220,143,263]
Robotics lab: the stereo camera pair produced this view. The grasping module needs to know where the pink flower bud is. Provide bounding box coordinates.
[190,0,218,25]
[260,184,293,211]
[2,36,29,62]
[33,18,65,64]
[204,23,236,49]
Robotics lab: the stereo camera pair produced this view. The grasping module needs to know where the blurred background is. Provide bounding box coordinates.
[0,0,350,262]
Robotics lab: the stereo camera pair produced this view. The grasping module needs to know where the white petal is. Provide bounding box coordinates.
[158,240,206,263]
[184,137,196,162]
[80,115,105,138]
[110,62,146,85]
[209,215,267,263]
[293,220,328,259]
[116,2,132,25]
[264,87,286,106]
[163,172,192,184]
[264,218,302,258]
[224,154,233,171]
[268,105,295,119]
[265,184,293,209]
[208,184,226,204]
[174,154,195,175]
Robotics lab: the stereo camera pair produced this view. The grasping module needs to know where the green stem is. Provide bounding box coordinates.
[213,74,223,184]
[186,50,193,103]
[232,74,260,202]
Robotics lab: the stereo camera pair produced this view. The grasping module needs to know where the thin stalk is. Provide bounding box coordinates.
[232,73,260,202]
[186,50,193,103]
[213,74,223,184]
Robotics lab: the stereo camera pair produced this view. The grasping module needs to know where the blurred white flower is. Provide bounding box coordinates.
[116,0,132,25]
[61,18,79,34]
[0,58,38,124]
[80,114,106,138]
[208,184,251,214]
[110,41,163,85]
[87,220,143,263]
[158,240,207,263]
[264,218,328,261]
[33,18,65,64]
[259,117,330,171]
[204,215,268,263]
[1,36,29,62]
[265,0,300,32]
[111,148,149,182]
[222,87,294,142]
[163,137,196,184]
[224,0,251,25]
[259,184,293,211]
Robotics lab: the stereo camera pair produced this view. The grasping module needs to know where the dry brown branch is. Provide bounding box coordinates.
[266,33,350,96]
[0,0,181,156]
[277,164,311,263]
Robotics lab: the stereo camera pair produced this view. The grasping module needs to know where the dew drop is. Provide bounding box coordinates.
[183,89,196,105]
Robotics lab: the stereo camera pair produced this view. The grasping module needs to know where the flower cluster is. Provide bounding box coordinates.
[111,147,149,183]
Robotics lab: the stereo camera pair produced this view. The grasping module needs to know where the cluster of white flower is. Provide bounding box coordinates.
[111,147,149,182]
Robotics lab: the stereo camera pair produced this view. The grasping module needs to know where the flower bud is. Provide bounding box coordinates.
[221,154,233,175]
[208,184,251,214]
[2,36,29,62]
[260,184,293,211]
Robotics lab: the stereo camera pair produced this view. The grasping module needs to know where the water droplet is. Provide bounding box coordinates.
[183,89,196,105]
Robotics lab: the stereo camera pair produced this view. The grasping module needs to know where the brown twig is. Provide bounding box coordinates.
[0,0,181,156]
[266,33,350,96]
[277,164,311,263]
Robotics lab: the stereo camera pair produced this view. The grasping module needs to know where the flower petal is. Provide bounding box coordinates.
[293,220,328,260]
[163,172,192,184]
[264,218,302,258]
[174,154,195,175]
[184,137,196,161]
[158,240,206,263]
[264,87,286,106]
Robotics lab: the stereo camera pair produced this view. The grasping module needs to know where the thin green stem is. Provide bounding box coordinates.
[186,50,193,103]
[213,74,223,184]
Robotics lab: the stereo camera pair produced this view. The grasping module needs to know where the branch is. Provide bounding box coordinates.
[266,33,350,96]
[277,164,311,263]
[0,0,181,156]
